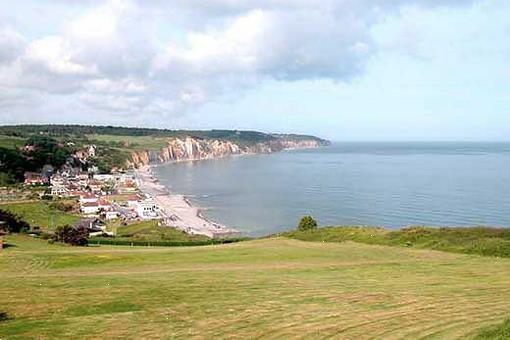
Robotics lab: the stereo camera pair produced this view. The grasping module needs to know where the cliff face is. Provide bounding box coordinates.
[128,136,327,167]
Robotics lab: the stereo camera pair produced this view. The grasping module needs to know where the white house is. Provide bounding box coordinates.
[80,202,100,214]
[80,193,98,204]
[94,174,115,182]
[135,200,158,219]
[51,185,69,197]
[105,211,119,220]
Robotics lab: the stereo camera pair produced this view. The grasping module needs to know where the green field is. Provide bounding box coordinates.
[1,235,509,339]
[0,135,25,149]
[0,202,80,230]
[86,134,169,151]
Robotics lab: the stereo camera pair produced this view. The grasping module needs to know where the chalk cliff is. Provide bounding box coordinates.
[128,136,328,167]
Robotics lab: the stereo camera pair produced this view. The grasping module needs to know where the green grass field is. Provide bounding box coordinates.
[0,202,80,230]
[1,235,509,339]
[0,135,25,149]
[86,134,169,151]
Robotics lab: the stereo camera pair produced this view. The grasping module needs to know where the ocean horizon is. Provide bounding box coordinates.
[153,141,510,236]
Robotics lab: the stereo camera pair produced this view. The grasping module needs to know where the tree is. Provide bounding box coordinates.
[298,215,318,232]
[53,225,89,246]
[0,209,30,233]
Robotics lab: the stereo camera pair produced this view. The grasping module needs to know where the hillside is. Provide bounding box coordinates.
[0,125,329,182]
[0,125,329,147]
[1,236,509,338]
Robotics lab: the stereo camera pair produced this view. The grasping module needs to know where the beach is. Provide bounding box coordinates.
[135,165,237,238]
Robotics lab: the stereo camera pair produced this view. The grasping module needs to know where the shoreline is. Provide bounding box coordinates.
[134,165,238,238]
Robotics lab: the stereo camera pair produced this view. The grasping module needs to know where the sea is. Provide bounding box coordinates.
[152,142,510,236]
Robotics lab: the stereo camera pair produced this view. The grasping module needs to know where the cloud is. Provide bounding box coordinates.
[0,0,478,124]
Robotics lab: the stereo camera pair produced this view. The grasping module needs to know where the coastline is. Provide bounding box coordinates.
[134,165,238,238]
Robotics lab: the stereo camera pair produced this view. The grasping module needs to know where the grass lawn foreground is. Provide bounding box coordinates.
[1,235,510,339]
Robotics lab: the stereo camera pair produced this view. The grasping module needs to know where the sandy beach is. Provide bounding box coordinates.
[135,165,238,238]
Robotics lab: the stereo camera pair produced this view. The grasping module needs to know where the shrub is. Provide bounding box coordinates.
[49,201,76,212]
[0,209,30,233]
[298,215,318,232]
[0,312,10,322]
[53,225,89,246]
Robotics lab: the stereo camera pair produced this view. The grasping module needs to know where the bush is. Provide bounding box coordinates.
[49,201,76,212]
[298,215,318,232]
[0,209,30,233]
[53,225,89,246]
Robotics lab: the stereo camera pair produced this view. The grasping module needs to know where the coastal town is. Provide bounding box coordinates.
[19,145,237,239]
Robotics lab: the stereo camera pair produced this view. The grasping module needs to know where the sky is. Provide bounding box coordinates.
[0,0,509,141]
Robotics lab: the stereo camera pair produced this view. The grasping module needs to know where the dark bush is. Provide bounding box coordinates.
[0,209,30,233]
[53,225,89,246]
[298,215,318,232]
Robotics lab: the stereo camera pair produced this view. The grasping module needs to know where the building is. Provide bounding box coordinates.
[94,174,115,182]
[126,195,139,207]
[24,172,48,186]
[135,200,158,219]
[105,211,119,220]
[73,218,107,237]
[81,202,100,215]
[50,185,69,197]
[80,193,98,204]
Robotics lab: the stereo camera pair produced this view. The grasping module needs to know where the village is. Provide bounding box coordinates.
[20,145,163,238]
[16,143,237,239]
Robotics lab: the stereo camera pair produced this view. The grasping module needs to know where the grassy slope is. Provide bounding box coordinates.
[0,202,80,230]
[110,220,209,242]
[283,226,510,258]
[1,235,509,339]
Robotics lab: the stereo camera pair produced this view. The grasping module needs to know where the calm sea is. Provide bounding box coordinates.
[153,142,510,236]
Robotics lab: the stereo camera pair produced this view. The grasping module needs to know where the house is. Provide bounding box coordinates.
[81,202,100,215]
[126,195,139,207]
[50,174,65,186]
[50,185,69,197]
[105,211,119,220]
[88,180,103,193]
[117,181,137,194]
[80,193,98,204]
[135,199,158,219]
[94,174,115,182]
[24,172,48,186]
[98,198,111,211]
[74,218,105,237]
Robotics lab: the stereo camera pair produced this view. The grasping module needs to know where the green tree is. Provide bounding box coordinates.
[0,209,30,233]
[298,215,318,232]
[54,225,89,246]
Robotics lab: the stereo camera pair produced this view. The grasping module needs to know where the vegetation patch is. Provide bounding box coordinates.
[0,202,80,230]
[475,319,510,339]
[283,225,510,258]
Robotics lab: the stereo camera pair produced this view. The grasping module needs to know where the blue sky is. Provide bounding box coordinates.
[0,0,509,141]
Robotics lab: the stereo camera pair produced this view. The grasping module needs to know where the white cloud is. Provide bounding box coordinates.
[0,0,479,124]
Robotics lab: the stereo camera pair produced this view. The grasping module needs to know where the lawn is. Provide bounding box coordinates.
[1,235,509,338]
[0,202,80,230]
